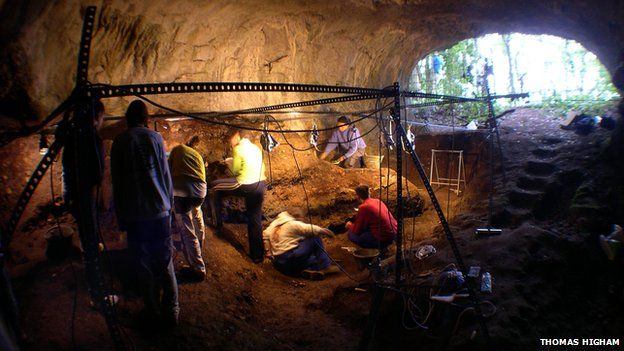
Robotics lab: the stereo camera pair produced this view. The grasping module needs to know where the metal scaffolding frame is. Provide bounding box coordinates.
[0,6,531,350]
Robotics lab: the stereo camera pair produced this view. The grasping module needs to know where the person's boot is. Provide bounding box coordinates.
[321,265,341,276]
[178,266,206,282]
[301,269,325,281]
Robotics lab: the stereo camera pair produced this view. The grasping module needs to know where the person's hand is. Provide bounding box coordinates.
[345,221,353,230]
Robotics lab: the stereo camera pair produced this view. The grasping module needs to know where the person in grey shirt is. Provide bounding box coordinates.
[111,100,179,328]
[319,115,367,168]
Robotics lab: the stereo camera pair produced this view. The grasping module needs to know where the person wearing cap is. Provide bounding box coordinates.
[319,115,367,168]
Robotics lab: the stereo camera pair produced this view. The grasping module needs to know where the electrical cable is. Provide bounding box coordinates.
[85,102,136,351]
[85,79,392,133]
[266,102,390,152]
[400,96,419,276]
[135,80,494,340]
[267,117,367,283]
[264,96,393,282]
[98,86,381,134]
[14,77,504,346]
[49,160,79,351]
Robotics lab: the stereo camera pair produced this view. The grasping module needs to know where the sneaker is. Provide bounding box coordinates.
[178,267,206,282]
[301,269,325,281]
[600,235,621,261]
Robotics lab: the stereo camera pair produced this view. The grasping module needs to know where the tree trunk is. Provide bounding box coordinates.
[501,34,516,94]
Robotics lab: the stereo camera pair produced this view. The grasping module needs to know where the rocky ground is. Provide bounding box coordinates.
[3,108,624,350]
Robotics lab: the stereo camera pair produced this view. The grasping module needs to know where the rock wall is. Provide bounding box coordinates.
[1,0,623,123]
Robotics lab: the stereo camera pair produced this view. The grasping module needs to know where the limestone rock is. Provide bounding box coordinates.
[0,0,622,124]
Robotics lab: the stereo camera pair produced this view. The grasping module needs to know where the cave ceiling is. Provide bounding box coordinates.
[0,0,622,122]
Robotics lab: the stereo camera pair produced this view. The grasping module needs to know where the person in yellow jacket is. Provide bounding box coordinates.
[169,136,207,281]
[210,129,267,263]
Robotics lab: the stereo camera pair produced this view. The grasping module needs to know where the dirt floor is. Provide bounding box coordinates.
[3,108,624,350]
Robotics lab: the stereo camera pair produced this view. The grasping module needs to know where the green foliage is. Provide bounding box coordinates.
[529,93,618,116]
[409,39,490,121]
[409,34,620,122]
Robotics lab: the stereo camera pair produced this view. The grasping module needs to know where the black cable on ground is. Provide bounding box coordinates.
[49,161,79,351]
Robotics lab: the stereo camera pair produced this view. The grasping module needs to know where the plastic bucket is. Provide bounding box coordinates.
[353,248,380,270]
[363,155,384,169]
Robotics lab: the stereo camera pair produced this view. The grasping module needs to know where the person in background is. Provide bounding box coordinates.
[110,100,179,328]
[263,209,339,280]
[347,185,397,249]
[60,99,115,310]
[319,115,366,168]
[209,128,266,263]
[61,99,105,212]
[169,136,207,281]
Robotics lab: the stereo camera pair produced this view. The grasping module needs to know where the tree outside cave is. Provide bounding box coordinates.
[409,33,620,121]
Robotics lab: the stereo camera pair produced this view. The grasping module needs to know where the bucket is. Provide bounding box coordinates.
[363,155,384,169]
[353,248,380,270]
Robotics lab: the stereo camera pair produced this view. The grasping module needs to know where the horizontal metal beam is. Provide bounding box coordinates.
[86,82,395,98]
[137,92,385,132]
[401,90,481,101]
[402,90,529,102]
[230,93,387,115]
[489,92,529,100]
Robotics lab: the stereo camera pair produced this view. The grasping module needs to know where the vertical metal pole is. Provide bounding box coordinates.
[76,7,96,88]
[457,151,462,194]
[357,284,385,351]
[72,103,126,351]
[483,64,507,185]
[483,68,497,228]
[393,82,403,285]
[430,149,434,184]
[73,7,127,350]
[358,85,402,351]
[394,119,491,349]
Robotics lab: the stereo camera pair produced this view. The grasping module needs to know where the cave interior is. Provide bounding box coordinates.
[1,1,624,351]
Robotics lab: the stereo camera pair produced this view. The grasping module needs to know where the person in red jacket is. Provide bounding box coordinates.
[346,185,397,249]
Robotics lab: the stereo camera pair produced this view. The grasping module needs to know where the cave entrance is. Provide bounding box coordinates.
[408,33,619,120]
